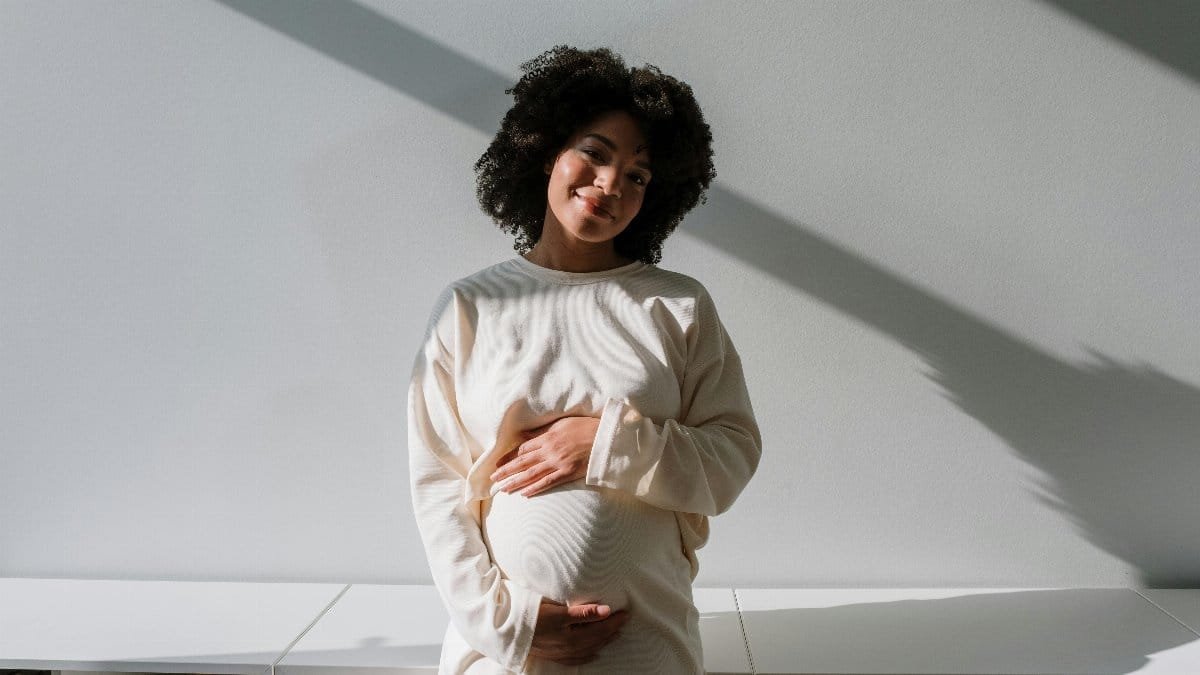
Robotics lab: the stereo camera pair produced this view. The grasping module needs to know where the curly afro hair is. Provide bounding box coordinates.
[474,45,715,265]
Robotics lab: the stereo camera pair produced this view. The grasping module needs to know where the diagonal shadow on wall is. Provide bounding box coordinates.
[1043,0,1200,85]
[212,0,1200,587]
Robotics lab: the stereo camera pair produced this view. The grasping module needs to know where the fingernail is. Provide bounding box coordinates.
[597,605,610,617]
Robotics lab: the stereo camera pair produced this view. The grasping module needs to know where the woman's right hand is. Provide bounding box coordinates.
[529,599,630,666]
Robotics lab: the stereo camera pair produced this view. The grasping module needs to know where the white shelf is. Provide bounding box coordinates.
[3,580,1197,674]
[275,584,447,675]
[735,587,1200,674]
[0,578,345,674]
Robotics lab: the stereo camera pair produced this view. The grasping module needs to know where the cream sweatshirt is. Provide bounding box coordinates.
[407,255,762,674]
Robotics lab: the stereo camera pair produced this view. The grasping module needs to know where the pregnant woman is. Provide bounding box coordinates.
[408,45,762,674]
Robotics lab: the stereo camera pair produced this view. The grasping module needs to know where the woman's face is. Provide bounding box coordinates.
[542,109,652,247]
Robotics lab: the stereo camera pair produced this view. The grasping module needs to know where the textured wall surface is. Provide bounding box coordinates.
[2,0,1197,587]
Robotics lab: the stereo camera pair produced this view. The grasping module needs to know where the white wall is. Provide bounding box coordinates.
[2,0,1197,588]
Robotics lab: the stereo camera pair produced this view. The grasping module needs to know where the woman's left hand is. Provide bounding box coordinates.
[490,416,601,497]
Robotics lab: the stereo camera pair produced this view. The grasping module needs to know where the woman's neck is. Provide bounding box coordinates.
[523,242,633,273]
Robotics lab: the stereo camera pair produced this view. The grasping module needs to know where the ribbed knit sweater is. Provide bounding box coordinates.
[407,255,762,674]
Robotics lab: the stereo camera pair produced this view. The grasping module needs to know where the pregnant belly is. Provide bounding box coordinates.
[481,479,680,606]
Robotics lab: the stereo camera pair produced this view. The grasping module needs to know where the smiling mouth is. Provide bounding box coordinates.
[575,193,613,218]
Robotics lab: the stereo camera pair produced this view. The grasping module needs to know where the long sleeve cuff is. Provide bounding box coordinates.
[586,396,645,491]
[501,580,543,673]
[585,393,761,516]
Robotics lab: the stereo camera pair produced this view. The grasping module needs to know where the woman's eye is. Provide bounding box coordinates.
[581,147,647,185]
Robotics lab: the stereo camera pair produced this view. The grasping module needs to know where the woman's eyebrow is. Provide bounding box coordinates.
[583,133,652,171]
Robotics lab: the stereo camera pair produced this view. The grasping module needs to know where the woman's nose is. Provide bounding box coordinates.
[595,169,621,198]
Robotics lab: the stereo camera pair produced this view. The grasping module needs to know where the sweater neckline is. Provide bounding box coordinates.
[510,254,646,285]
